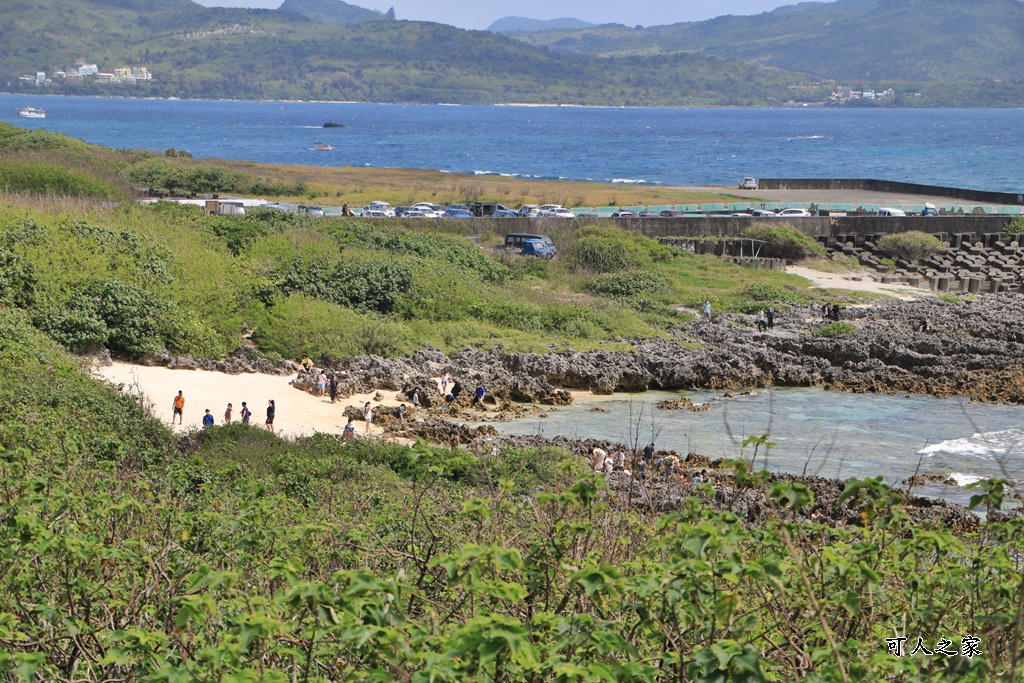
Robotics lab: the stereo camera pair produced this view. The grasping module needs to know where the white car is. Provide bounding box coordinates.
[778,208,812,217]
[739,177,758,190]
[751,209,777,217]
[730,213,753,217]
[363,201,396,217]
[538,204,565,212]
[519,205,540,217]
[412,202,444,216]
[362,210,390,218]
[538,207,576,218]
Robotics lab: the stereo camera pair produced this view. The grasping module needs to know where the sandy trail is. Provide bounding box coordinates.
[95,362,417,438]
[787,265,926,301]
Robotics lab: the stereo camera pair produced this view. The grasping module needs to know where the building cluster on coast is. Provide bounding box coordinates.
[16,56,152,87]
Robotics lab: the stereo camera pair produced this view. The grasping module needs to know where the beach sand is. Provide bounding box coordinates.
[786,265,925,300]
[95,362,414,438]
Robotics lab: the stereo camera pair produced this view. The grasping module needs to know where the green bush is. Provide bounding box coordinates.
[567,226,672,273]
[0,160,122,198]
[586,270,668,297]
[813,321,857,337]
[0,248,37,307]
[1005,215,1024,235]
[741,283,790,302]
[741,224,825,260]
[876,231,944,262]
[279,257,414,314]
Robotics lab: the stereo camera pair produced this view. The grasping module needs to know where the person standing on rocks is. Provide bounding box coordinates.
[172,390,185,425]
[757,309,766,332]
[472,383,486,407]
[767,307,775,330]
[329,375,339,404]
[441,373,450,394]
[591,448,608,472]
[363,401,373,433]
[397,403,406,428]
[703,300,711,322]
[265,400,275,433]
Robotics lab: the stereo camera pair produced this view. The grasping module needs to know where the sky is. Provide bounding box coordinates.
[192,0,801,30]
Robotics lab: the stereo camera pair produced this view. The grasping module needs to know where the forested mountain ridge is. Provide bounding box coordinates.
[511,0,1024,82]
[0,0,827,106]
[277,0,392,26]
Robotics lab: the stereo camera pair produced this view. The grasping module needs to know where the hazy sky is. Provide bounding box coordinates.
[193,0,801,30]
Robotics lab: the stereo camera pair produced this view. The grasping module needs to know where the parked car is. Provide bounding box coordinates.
[362,201,395,217]
[413,202,445,213]
[638,210,661,217]
[739,177,758,190]
[878,207,907,217]
[469,202,516,217]
[575,212,600,218]
[659,209,684,218]
[730,213,753,218]
[447,204,471,212]
[362,210,390,218]
[399,209,430,218]
[492,209,520,218]
[499,233,556,256]
[778,208,812,217]
[520,239,557,258]
[518,205,540,217]
[610,210,637,218]
[539,207,576,218]
[442,208,473,218]
[751,209,778,217]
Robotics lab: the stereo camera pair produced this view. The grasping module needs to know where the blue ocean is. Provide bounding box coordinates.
[2,94,1022,192]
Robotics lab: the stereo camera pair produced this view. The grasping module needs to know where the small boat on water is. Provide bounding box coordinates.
[323,121,346,128]
[308,143,335,151]
[17,106,46,119]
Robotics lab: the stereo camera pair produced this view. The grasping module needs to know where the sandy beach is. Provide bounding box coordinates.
[786,265,926,300]
[95,362,409,438]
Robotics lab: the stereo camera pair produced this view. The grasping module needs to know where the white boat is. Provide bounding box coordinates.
[18,107,46,119]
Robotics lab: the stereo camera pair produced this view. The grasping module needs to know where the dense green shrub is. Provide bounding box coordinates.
[813,321,857,336]
[121,158,239,194]
[742,224,825,260]
[279,257,414,314]
[1006,215,1024,235]
[0,248,37,307]
[0,160,123,197]
[876,231,944,261]
[586,270,668,297]
[567,226,672,273]
[742,283,791,302]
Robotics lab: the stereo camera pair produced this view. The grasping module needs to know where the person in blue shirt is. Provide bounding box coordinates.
[202,409,214,428]
[471,384,486,406]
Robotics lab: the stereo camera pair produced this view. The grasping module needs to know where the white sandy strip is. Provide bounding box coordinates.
[786,265,926,301]
[94,362,418,439]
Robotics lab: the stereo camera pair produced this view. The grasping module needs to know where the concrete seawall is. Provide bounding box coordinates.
[758,178,1024,206]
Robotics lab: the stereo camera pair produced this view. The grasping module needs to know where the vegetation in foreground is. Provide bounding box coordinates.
[1,306,1022,681]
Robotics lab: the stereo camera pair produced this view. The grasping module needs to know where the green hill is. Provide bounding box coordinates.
[277,0,389,26]
[513,0,1024,82]
[488,16,597,33]
[0,0,826,105]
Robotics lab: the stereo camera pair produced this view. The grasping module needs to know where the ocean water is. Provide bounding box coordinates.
[486,389,1024,507]
[1,94,1022,192]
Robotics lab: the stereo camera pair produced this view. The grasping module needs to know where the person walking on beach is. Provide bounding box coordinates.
[363,401,373,433]
[265,400,275,433]
[316,370,327,398]
[202,409,214,428]
[240,401,251,424]
[703,300,711,322]
[224,403,233,424]
[329,375,339,404]
[172,390,185,425]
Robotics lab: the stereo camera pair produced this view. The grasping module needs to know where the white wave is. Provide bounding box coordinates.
[610,178,648,184]
[918,429,1024,460]
[473,170,493,175]
[948,472,985,487]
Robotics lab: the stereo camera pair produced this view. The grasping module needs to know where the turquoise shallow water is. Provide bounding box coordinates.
[486,388,1024,506]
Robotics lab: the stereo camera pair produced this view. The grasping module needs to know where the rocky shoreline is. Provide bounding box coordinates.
[285,294,1024,408]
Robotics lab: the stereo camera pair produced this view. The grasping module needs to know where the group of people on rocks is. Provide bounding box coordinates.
[821,302,842,322]
[591,442,713,487]
[174,390,275,433]
[756,308,776,332]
